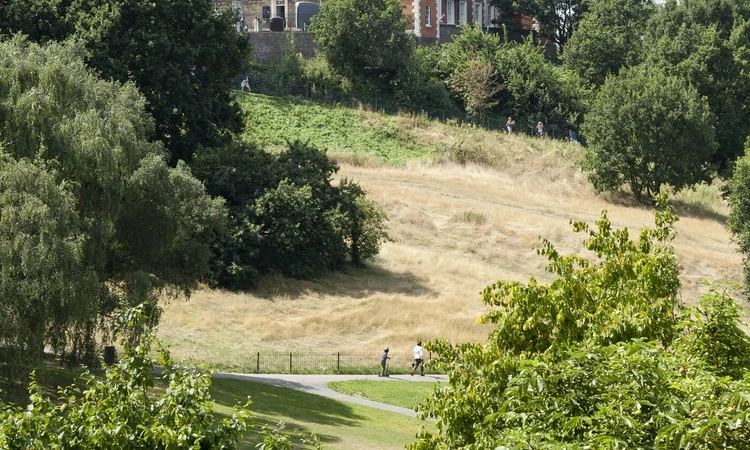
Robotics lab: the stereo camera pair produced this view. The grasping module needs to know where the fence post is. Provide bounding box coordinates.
[337,352,340,373]
[289,352,293,374]
[256,352,260,373]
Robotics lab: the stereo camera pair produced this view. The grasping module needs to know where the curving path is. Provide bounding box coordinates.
[213,372,448,417]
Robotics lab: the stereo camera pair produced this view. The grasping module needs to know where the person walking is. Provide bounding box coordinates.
[410,341,424,376]
[379,347,390,377]
[506,117,515,134]
[240,73,251,93]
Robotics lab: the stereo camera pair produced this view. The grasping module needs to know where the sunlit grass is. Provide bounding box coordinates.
[328,380,436,410]
[211,377,430,450]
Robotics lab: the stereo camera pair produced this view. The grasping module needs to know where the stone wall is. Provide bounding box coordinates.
[248,31,318,63]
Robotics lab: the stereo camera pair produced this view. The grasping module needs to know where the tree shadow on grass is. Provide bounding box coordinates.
[211,376,364,425]
[601,191,728,225]
[668,199,728,225]
[252,263,438,300]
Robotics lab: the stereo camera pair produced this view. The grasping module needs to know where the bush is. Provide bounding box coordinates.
[581,66,717,201]
[191,141,389,289]
[0,305,321,449]
[410,202,750,449]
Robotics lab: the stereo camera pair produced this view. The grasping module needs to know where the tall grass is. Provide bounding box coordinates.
[157,95,743,370]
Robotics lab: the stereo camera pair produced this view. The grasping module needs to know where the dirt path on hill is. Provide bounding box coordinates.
[213,372,448,417]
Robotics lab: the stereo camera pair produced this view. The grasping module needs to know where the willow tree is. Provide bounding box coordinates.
[0,37,225,365]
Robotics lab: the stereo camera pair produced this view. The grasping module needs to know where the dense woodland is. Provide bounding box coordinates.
[1,0,750,448]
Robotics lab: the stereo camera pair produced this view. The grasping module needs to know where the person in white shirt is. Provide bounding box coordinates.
[411,340,425,376]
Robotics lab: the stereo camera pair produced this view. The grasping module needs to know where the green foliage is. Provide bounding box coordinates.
[492,0,589,49]
[310,0,415,94]
[0,305,322,449]
[480,205,681,355]
[643,0,750,172]
[562,0,656,86]
[1,0,251,163]
[191,141,389,289]
[581,66,717,201]
[410,205,750,450]
[0,154,95,372]
[276,32,306,85]
[238,95,433,163]
[335,179,390,266]
[0,37,224,365]
[726,146,750,292]
[426,26,587,133]
[675,286,750,379]
[494,38,587,133]
[451,58,502,121]
[0,0,72,42]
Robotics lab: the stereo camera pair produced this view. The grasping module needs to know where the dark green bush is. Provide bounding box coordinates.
[191,141,388,289]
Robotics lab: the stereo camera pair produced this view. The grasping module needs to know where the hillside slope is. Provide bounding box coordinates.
[157,94,742,369]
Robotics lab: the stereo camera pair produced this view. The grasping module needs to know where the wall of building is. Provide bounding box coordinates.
[215,0,325,30]
[248,31,318,63]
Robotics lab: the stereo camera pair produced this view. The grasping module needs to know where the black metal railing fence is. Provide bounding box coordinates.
[245,351,437,375]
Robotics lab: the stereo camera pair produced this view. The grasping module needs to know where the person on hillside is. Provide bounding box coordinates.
[379,347,390,377]
[240,73,251,93]
[506,117,516,134]
[569,129,578,143]
[536,121,545,138]
[410,341,424,376]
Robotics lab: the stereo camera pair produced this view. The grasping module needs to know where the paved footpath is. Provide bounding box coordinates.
[213,373,448,417]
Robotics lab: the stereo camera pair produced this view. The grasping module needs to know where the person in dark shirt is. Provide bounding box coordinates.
[379,347,391,377]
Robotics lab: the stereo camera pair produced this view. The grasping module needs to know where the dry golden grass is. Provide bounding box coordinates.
[157,128,744,370]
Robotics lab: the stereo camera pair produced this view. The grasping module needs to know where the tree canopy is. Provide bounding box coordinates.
[310,0,415,93]
[492,0,589,49]
[581,66,716,201]
[562,0,655,86]
[0,0,251,163]
[410,204,750,449]
[0,37,224,365]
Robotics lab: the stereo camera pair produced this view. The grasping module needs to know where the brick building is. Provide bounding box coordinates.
[215,0,549,59]
[215,0,324,31]
[215,0,536,37]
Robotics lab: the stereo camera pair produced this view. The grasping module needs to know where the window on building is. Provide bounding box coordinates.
[488,5,498,26]
[458,1,467,24]
[473,1,482,26]
[447,0,455,24]
[425,5,431,26]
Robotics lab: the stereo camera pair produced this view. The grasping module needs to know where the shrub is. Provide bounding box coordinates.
[191,141,389,289]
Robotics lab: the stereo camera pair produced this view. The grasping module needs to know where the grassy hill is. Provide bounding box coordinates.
[157,93,742,370]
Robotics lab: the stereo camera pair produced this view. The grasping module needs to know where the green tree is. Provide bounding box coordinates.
[0,305,322,449]
[0,154,96,376]
[726,145,750,293]
[492,0,589,49]
[0,0,251,164]
[643,0,750,172]
[0,0,72,42]
[0,37,224,364]
[562,0,656,86]
[310,0,415,94]
[425,26,586,133]
[581,66,717,201]
[191,141,389,289]
[410,205,750,449]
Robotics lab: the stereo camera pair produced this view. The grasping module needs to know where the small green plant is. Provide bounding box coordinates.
[450,210,487,225]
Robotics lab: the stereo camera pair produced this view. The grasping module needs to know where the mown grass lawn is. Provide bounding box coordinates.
[211,377,430,450]
[327,379,438,410]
